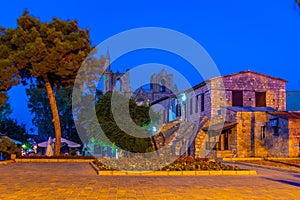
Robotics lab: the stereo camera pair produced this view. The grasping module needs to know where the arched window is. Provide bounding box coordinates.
[160,79,166,92]
[115,78,121,92]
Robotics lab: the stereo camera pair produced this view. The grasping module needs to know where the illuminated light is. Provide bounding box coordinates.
[152,126,158,132]
[22,144,26,148]
[181,93,187,101]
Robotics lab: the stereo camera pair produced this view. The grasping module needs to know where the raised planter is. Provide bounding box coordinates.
[89,161,257,176]
[90,156,256,176]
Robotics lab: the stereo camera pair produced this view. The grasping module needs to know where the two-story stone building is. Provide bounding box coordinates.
[152,70,300,158]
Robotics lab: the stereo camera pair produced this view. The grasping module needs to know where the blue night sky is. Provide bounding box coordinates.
[1,0,300,133]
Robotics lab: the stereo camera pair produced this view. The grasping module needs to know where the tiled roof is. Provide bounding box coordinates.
[202,122,238,132]
[267,111,300,119]
[211,70,287,82]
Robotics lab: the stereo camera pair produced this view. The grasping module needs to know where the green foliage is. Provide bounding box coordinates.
[0,136,19,156]
[0,100,12,121]
[0,28,20,105]
[95,92,154,153]
[10,10,92,87]
[26,86,80,143]
[0,119,28,143]
[0,100,28,143]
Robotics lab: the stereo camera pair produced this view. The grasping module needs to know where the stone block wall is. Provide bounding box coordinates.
[252,112,269,157]
[288,119,300,157]
[236,112,252,157]
[212,72,287,110]
[228,126,238,154]
[235,111,292,158]
[266,117,289,157]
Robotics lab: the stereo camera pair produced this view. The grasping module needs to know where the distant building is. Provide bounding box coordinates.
[287,91,300,111]
[102,52,178,105]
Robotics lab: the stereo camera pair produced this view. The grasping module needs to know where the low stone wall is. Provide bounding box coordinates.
[15,158,95,163]
[223,157,300,161]
[96,170,257,176]
[0,160,15,164]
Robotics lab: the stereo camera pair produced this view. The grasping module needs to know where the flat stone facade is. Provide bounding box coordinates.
[218,110,300,158]
[288,119,300,157]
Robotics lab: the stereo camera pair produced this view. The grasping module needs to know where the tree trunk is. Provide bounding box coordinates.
[43,75,61,156]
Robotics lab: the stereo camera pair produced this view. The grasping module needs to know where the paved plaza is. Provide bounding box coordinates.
[0,162,299,199]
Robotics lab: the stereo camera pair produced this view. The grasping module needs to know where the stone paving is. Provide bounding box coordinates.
[0,162,299,199]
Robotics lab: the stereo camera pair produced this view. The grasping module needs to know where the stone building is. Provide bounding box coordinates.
[151,70,300,158]
[103,52,131,94]
[103,51,178,104]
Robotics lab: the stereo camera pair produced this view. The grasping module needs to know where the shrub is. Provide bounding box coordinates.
[0,137,20,160]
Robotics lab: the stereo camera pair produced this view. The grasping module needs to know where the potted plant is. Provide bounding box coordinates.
[0,137,19,160]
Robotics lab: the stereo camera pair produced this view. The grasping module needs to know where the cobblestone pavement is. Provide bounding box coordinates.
[0,162,299,199]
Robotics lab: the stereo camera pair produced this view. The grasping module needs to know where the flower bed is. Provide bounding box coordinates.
[93,156,240,171]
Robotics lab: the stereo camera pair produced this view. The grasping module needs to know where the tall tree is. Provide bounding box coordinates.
[0,28,20,106]
[7,10,92,155]
[26,86,80,144]
[95,92,155,153]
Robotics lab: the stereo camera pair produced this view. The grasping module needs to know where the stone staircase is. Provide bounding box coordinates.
[151,120,180,151]
[217,150,232,158]
[152,120,198,157]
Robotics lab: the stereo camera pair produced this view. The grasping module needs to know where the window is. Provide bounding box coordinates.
[256,92,266,107]
[270,118,279,136]
[160,79,166,92]
[261,126,266,140]
[273,126,279,136]
[201,94,205,112]
[190,98,193,115]
[176,104,181,117]
[195,95,199,113]
[115,79,121,92]
[232,91,243,106]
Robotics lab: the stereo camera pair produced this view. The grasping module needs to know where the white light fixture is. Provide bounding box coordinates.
[181,93,187,102]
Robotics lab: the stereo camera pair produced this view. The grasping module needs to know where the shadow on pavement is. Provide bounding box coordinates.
[263,177,300,187]
[293,174,300,178]
[267,160,300,168]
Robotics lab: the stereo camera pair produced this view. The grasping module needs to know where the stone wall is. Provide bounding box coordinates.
[265,117,290,157]
[234,111,294,158]
[288,119,300,157]
[236,112,252,157]
[212,71,287,111]
[187,83,211,122]
[252,112,269,157]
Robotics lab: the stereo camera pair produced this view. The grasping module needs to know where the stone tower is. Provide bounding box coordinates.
[103,50,131,94]
[150,69,177,93]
